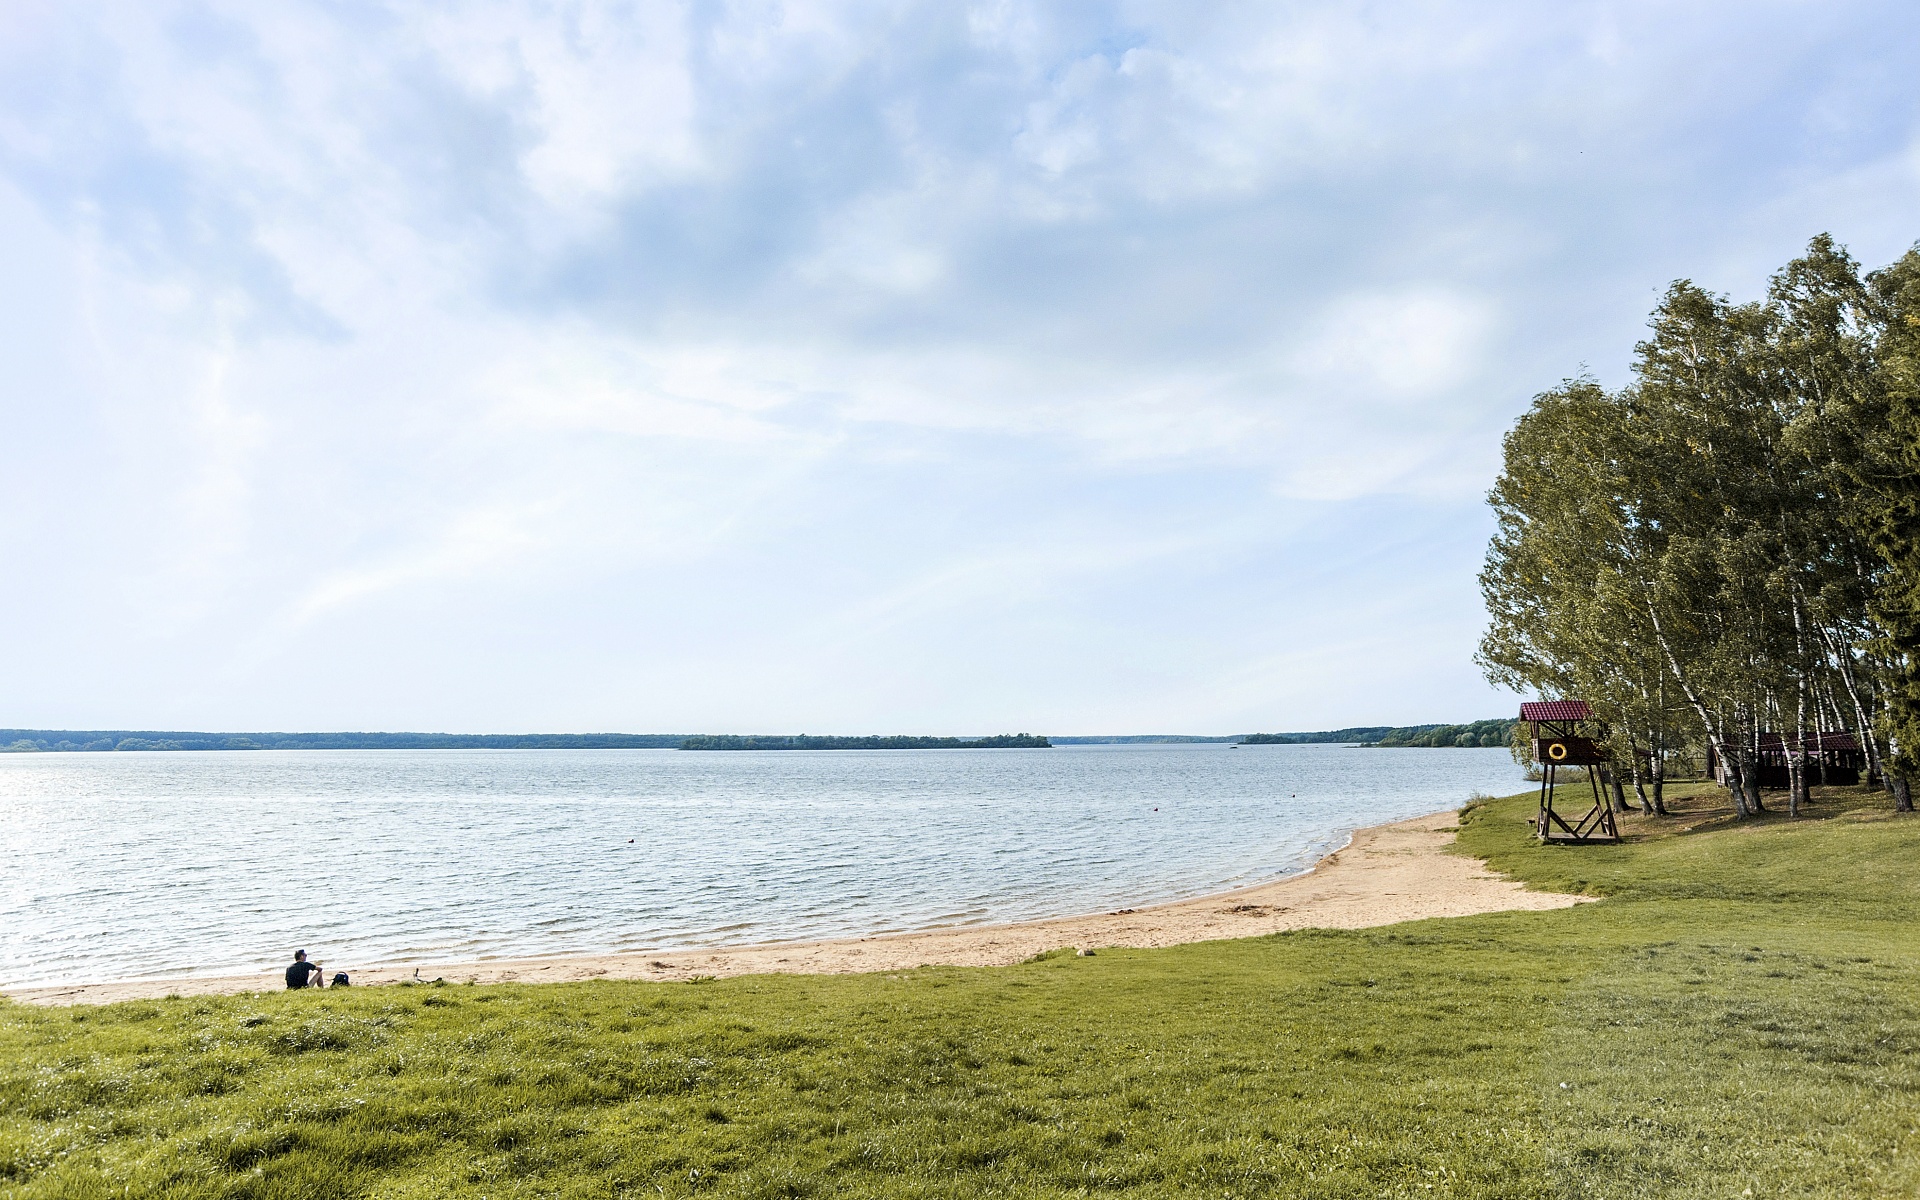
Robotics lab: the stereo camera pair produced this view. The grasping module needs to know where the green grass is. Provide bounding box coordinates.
[7,786,1920,1198]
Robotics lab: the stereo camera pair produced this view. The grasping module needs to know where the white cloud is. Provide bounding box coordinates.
[1,0,1916,730]
[416,2,702,216]
[1289,288,1496,398]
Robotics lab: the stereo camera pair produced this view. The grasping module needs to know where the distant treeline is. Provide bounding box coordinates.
[1367,719,1515,748]
[1241,727,1410,745]
[0,730,688,752]
[1049,735,1237,744]
[1239,720,1515,748]
[1,726,1510,753]
[1,730,1049,753]
[679,734,1051,751]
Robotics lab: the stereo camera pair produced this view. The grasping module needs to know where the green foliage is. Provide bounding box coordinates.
[1479,235,1920,814]
[1240,721,1514,747]
[8,790,1920,1196]
[1851,247,1920,773]
[678,734,1051,750]
[1241,725,1419,744]
[1368,719,1515,748]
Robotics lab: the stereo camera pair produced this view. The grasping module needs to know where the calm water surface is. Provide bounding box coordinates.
[1,744,1524,986]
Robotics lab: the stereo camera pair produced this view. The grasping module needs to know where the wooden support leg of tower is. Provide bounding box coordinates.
[1539,765,1581,839]
[1570,771,1609,840]
[1538,763,1621,844]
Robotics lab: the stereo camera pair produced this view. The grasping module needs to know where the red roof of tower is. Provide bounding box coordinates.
[1519,700,1592,722]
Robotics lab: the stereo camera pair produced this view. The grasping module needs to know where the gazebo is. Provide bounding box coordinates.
[1521,700,1618,844]
[1707,731,1862,789]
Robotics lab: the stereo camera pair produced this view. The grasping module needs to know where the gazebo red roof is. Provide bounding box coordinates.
[1757,731,1860,753]
[1519,700,1592,722]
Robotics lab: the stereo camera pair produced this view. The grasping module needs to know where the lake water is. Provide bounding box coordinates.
[0,744,1525,987]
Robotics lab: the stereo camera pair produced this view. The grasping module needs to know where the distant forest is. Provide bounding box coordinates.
[1367,719,1515,748]
[679,734,1050,751]
[0,726,1512,753]
[0,731,687,752]
[1049,735,1237,744]
[1240,727,1405,745]
[1239,720,1514,748]
[0,730,1050,753]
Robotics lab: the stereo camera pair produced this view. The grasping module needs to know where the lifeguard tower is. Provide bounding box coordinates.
[1522,700,1618,843]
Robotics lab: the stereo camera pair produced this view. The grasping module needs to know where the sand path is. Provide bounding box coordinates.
[6,809,1587,1006]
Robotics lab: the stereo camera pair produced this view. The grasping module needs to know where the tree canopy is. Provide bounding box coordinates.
[1480,235,1920,817]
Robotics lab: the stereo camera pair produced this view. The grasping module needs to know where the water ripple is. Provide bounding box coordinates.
[0,744,1523,986]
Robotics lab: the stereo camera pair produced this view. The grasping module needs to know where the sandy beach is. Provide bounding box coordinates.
[6,809,1587,1006]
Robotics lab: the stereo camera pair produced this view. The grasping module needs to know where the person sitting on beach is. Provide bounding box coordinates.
[285,950,324,990]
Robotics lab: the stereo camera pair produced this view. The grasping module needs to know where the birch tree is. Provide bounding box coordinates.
[1480,236,1920,818]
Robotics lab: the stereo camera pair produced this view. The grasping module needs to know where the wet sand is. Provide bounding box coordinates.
[6,809,1587,1006]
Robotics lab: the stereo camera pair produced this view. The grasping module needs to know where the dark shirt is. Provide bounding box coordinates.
[285,960,321,989]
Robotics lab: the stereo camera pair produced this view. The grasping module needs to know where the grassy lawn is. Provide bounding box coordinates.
[6,785,1920,1198]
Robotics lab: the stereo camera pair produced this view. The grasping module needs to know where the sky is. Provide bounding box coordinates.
[2,1,1918,736]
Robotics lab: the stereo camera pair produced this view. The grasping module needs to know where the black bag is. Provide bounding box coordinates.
[331,972,350,988]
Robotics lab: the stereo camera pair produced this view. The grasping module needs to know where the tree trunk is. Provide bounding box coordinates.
[1627,732,1653,812]
[1714,744,1752,817]
[1739,746,1765,815]
[1649,681,1670,815]
[1894,775,1915,814]
[1738,704,1767,815]
[1649,603,1750,816]
[1825,626,1885,789]
[1787,593,1813,815]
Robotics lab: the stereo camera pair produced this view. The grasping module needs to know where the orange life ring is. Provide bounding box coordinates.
[1547,741,1569,761]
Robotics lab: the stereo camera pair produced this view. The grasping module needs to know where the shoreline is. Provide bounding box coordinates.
[5,809,1589,1006]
